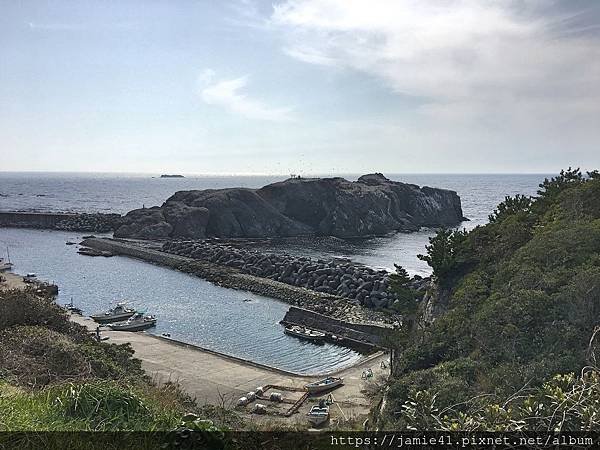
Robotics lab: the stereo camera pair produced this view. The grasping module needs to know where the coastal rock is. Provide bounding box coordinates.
[160,239,409,309]
[115,174,465,239]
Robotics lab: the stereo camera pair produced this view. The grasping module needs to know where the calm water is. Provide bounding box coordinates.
[0,172,547,275]
[0,173,547,372]
[0,227,361,375]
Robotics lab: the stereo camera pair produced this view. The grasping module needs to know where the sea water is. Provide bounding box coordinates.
[0,173,546,373]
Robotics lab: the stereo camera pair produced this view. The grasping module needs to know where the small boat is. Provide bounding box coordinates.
[0,248,13,272]
[284,325,326,342]
[65,298,83,315]
[78,247,112,257]
[108,312,157,331]
[65,241,77,246]
[307,404,330,426]
[25,273,36,278]
[305,377,344,394]
[90,303,136,323]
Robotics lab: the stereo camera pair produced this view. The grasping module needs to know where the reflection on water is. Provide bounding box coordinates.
[0,228,362,375]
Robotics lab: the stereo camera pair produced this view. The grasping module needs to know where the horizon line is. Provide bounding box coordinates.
[0,169,562,177]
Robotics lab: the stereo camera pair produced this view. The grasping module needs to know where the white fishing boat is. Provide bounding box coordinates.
[307,404,330,426]
[284,325,326,342]
[0,247,13,272]
[305,377,344,394]
[90,303,136,323]
[108,312,157,331]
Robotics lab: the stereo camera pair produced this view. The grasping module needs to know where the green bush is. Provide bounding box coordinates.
[386,169,600,430]
[0,380,181,431]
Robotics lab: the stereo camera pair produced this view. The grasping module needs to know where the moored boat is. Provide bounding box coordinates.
[284,325,326,342]
[90,303,136,323]
[307,404,330,426]
[65,298,83,315]
[108,312,157,331]
[305,377,344,394]
[78,247,113,257]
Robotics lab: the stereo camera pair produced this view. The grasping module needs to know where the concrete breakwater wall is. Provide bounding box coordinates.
[162,240,399,309]
[0,211,121,232]
[282,306,394,349]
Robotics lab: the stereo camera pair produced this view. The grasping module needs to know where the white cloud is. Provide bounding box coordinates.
[271,0,600,124]
[199,71,293,122]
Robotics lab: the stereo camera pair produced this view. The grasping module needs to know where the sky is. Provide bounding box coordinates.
[0,0,599,175]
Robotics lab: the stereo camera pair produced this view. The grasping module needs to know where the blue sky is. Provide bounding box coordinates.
[1,0,599,174]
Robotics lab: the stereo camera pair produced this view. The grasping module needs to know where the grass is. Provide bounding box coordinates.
[0,380,182,431]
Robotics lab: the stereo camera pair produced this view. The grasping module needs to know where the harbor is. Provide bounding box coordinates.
[69,313,388,424]
[0,270,388,426]
[0,227,367,374]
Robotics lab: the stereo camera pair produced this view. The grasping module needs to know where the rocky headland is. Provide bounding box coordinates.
[114,173,465,240]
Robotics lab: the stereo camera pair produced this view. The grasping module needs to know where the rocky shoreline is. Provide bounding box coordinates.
[162,239,406,309]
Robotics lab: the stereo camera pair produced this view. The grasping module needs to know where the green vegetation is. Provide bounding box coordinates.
[386,168,600,431]
[0,287,236,439]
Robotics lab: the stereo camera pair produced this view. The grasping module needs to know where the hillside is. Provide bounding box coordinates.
[0,286,239,448]
[384,169,600,430]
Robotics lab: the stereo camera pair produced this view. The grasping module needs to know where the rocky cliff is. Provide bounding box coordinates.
[114,173,465,239]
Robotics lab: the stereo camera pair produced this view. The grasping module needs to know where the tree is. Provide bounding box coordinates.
[537,167,584,200]
[417,229,468,285]
[488,194,532,223]
[389,264,418,317]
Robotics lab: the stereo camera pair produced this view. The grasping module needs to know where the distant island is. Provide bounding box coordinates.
[115,173,466,240]
[159,174,185,178]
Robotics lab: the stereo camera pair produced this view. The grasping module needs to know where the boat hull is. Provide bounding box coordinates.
[108,320,157,331]
[305,378,344,393]
[307,406,330,426]
[284,328,325,342]
[91,312,136,323]
[308,415,328,426]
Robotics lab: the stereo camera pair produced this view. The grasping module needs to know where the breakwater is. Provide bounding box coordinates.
[81,237,396,326]
[162,240,399,309]
[282,306,394,350]
[0,211,121,232]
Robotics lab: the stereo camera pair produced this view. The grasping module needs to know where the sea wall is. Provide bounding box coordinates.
[80,238,395,325]
[0,211,121,232]
[162,240,400,309]
[282,306,394,349]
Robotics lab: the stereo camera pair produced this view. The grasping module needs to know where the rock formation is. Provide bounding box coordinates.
[115,173,465,239]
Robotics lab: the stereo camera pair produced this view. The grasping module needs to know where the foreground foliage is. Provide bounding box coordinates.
[386,169,600,430]
[0,288,233,433]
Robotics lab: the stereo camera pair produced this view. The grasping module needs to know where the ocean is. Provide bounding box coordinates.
[0,172,547,274]
[0,172,547,373]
